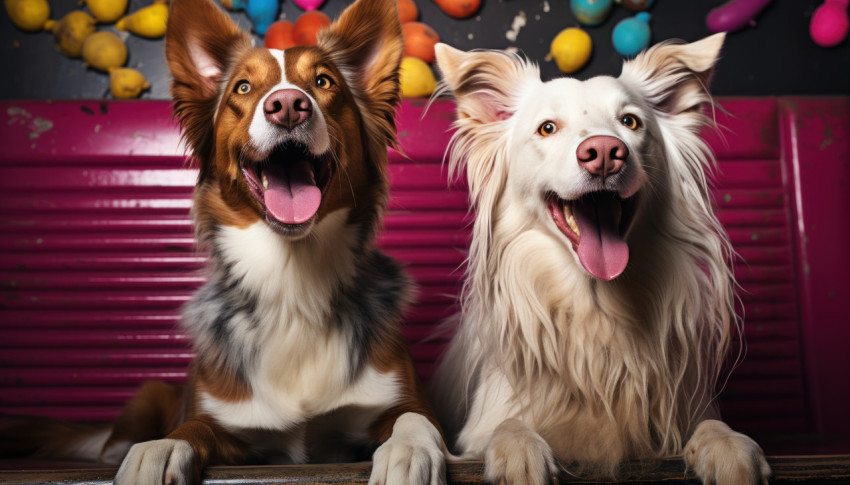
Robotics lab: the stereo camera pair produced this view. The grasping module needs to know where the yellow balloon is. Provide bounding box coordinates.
[109,67,150,99]
[84,0,128,23]
[44,10,97,58]
[4,0,50,31]
[400,56,436,98]
[116,1,167,38]
[82,31,127,72]
[550,27,592,73]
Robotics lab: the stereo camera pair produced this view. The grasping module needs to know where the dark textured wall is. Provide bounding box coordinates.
[2,0,849,100]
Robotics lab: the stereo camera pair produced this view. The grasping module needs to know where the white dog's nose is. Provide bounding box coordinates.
[577,136,628,180]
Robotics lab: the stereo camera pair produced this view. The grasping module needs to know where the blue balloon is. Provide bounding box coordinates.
[232,0,279,35]
[612,12,651,57]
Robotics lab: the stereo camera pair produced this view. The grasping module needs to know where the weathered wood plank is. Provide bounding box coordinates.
[1,456,849,484]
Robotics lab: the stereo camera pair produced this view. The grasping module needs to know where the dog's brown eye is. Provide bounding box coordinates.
[538,121,557,137]
[316,74,334,89]
[620,114,640,130]
[235,81,251,94]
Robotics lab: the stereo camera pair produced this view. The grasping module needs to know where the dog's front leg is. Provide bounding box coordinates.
[484,419,558,485]
[369,412,447,485]
[684,419,771,485]
[114,416,243,485]
[114,438,195,485]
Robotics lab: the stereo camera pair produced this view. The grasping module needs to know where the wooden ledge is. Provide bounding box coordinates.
[1,456,849,484]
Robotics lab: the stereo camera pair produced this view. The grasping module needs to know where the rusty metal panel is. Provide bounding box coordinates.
[1,98,847,440]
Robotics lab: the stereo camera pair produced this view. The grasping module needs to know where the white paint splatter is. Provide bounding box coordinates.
[29,117,53,140]
[506,10,527,42]
[468,33,474,40]
[543,1,551,13]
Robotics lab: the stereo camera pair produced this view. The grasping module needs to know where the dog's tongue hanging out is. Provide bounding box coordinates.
[572,196,629,281]
[264,161,321,224]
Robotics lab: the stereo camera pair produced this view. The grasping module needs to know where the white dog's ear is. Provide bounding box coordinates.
[434,43,538,123]
[619,33,724,118]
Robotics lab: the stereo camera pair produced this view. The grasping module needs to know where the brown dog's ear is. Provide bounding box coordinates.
[165,0,251,161]
[619,33,724,119]
[318,0,403,149]
[434,43,539,125]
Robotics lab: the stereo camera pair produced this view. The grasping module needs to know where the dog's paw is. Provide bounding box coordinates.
[114,438,196,485]
[484,419,558,485]
[684,419,771,485]
[369,412,446,485]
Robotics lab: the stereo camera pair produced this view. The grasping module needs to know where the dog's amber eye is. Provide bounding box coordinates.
[316,74,335,89]
[620,114,640,130]
[538,121,558,137]
[235,81,251,95]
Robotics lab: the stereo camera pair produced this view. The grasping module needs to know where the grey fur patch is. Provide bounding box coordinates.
[331,249,413,376]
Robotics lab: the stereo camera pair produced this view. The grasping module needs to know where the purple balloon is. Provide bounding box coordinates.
[706,0,773,33]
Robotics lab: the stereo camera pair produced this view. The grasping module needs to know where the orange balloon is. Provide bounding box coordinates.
[398,0,418,23]
[402,22,439,63]
[433,0,480,19]
[293,10,331,46]
[264,20,296,50]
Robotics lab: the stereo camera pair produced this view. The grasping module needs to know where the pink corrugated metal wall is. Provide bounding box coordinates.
[1,98,848,437]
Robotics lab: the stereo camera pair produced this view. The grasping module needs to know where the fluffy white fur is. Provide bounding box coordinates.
[432,35,770,484]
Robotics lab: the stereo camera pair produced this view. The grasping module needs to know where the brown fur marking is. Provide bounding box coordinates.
[368,330,443,443]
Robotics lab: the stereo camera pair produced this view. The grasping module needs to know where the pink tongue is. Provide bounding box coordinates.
[573,197,629,281]
[263,161,321,225]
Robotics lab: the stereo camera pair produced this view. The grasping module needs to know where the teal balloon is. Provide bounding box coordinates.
[571,0,614,26]
[612,12,651,57]
[231,0,278,35]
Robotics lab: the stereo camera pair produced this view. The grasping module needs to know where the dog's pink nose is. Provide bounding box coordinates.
[264,89,312,129]
[576,136,628,179]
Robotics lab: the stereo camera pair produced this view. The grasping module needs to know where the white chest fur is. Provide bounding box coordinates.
[198,211,401,432]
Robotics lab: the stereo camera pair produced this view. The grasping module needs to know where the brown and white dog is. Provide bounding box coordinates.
[432,36,771,484]
[1,0,447,483]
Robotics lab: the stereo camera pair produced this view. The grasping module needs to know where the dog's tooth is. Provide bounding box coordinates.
[567,214,580,236]
[562,203,579,236]
[262,173,269,190]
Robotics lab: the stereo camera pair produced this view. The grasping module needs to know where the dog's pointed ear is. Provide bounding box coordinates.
[318,0,403,145]
[434,43,539,124]
[619,33,724,119]
[165,0,251,162]
[166,0,250,99]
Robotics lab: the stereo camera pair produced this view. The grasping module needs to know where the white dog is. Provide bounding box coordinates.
[432,34,771,484]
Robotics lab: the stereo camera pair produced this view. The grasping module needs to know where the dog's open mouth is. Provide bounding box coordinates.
[241,142,334,233]
[547,191,636,281]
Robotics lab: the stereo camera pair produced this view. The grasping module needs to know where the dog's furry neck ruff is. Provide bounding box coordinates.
[183,211,410,400]
[440,45,738,468]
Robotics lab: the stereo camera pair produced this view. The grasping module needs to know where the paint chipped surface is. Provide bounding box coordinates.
[506,10,526,42]
[7,107,54,139]
[29,117,53,139]
[7,106,32,121]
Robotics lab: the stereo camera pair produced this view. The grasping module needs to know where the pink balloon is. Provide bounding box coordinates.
[293,0,325,10]
[810,0,849,47]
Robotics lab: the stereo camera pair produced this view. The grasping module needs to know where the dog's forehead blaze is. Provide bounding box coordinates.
[277,48,371,223]
[280,48,319,87]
